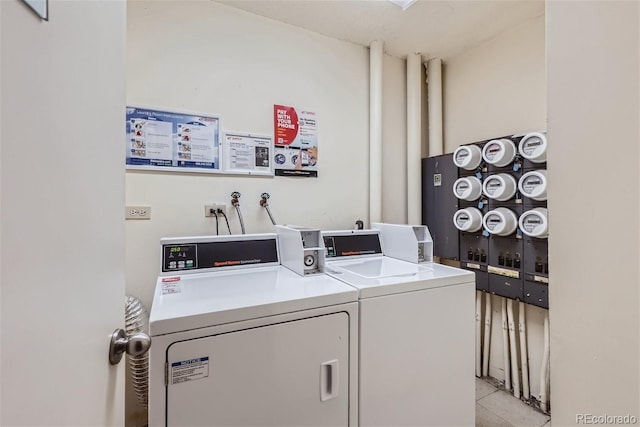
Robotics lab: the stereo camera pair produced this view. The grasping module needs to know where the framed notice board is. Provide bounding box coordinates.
[126,106,221,173]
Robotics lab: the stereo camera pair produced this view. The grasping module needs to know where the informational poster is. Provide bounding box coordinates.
[273,104,318,177]
[222,132,274,176]
[126,106,221,173]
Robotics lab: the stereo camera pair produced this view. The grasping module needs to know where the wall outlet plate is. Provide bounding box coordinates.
[126,205,151,220]
[205,203,226,217]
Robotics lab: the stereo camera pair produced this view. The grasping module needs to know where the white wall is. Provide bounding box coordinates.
[126,0,374,308]
[442,14,547,399]
[126,1,405,423]
[547,1,639,424]
[443,14,546,153]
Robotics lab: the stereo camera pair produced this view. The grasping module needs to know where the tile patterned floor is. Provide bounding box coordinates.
[476,378,551,427]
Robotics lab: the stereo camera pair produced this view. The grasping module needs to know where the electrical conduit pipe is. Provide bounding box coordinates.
[507,299,521,398]
[519,301,530,399]
[540,311,550,412]
[502,298,511,390]
[482,294,491,377]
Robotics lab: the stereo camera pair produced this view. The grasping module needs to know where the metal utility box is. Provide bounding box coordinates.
[422,154,459,260]
[523,237,549,308]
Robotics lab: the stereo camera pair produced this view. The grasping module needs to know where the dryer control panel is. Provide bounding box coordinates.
[161,235,279,273]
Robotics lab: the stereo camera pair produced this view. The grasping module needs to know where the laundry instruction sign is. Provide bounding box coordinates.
[171,357,209,385]
[126,106,221,173]
[273,105,318,177]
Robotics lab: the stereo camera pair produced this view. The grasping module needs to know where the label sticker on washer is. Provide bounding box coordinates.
[171,357,209,385]
[161,277,182,295]
[433,173,442,187]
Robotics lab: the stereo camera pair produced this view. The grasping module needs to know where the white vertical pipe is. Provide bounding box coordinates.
[406,52,422,225]
[475,291,483,377]
[518,301,530,399]
[501,298,511,390]
[482,294,491,377]
[369,40,383,225]
[507,299,520,398]
[426,58,443,157]
[540,311,550,412]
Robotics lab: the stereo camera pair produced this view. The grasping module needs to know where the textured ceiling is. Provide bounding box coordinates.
[214,0,545,59]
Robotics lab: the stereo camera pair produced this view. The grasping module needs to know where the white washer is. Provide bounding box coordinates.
[322,229,475,427]
[149,233,359,427]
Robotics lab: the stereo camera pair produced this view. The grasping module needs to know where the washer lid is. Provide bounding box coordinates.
[149,266,358,336]
[324,257,474,299]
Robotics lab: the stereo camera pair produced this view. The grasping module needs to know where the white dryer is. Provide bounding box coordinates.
[322,229,476,427]
[148,233,359,427]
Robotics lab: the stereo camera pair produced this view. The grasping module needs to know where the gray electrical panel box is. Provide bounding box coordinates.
[488,233,524,300]
[459,233,489,292]
[437,133,550,307]
[422,154,459,260]
[523,237,549,308]
[422,133,549,306]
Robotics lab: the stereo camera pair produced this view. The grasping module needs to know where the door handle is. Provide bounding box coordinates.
[320,359,339,402]
[108,328,151,365]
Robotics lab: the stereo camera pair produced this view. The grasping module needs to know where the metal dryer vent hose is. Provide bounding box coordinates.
[231,191,246,234]
[125,295,149,409]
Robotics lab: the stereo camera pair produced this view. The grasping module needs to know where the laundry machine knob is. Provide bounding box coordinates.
[304,254,316,267]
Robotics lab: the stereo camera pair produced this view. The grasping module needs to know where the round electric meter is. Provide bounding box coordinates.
[518,170,548,201]
[518,132,547,163]
[482,173,517,201]
[453,207,483,232]
[519,208,549,238]
[453,145,482,170]
[453,176,483,201]
[482,208,518,236]
[482,138,517,167]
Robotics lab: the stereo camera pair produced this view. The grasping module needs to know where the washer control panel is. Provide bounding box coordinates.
[323,233,383,258]
[162,238,279,273]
